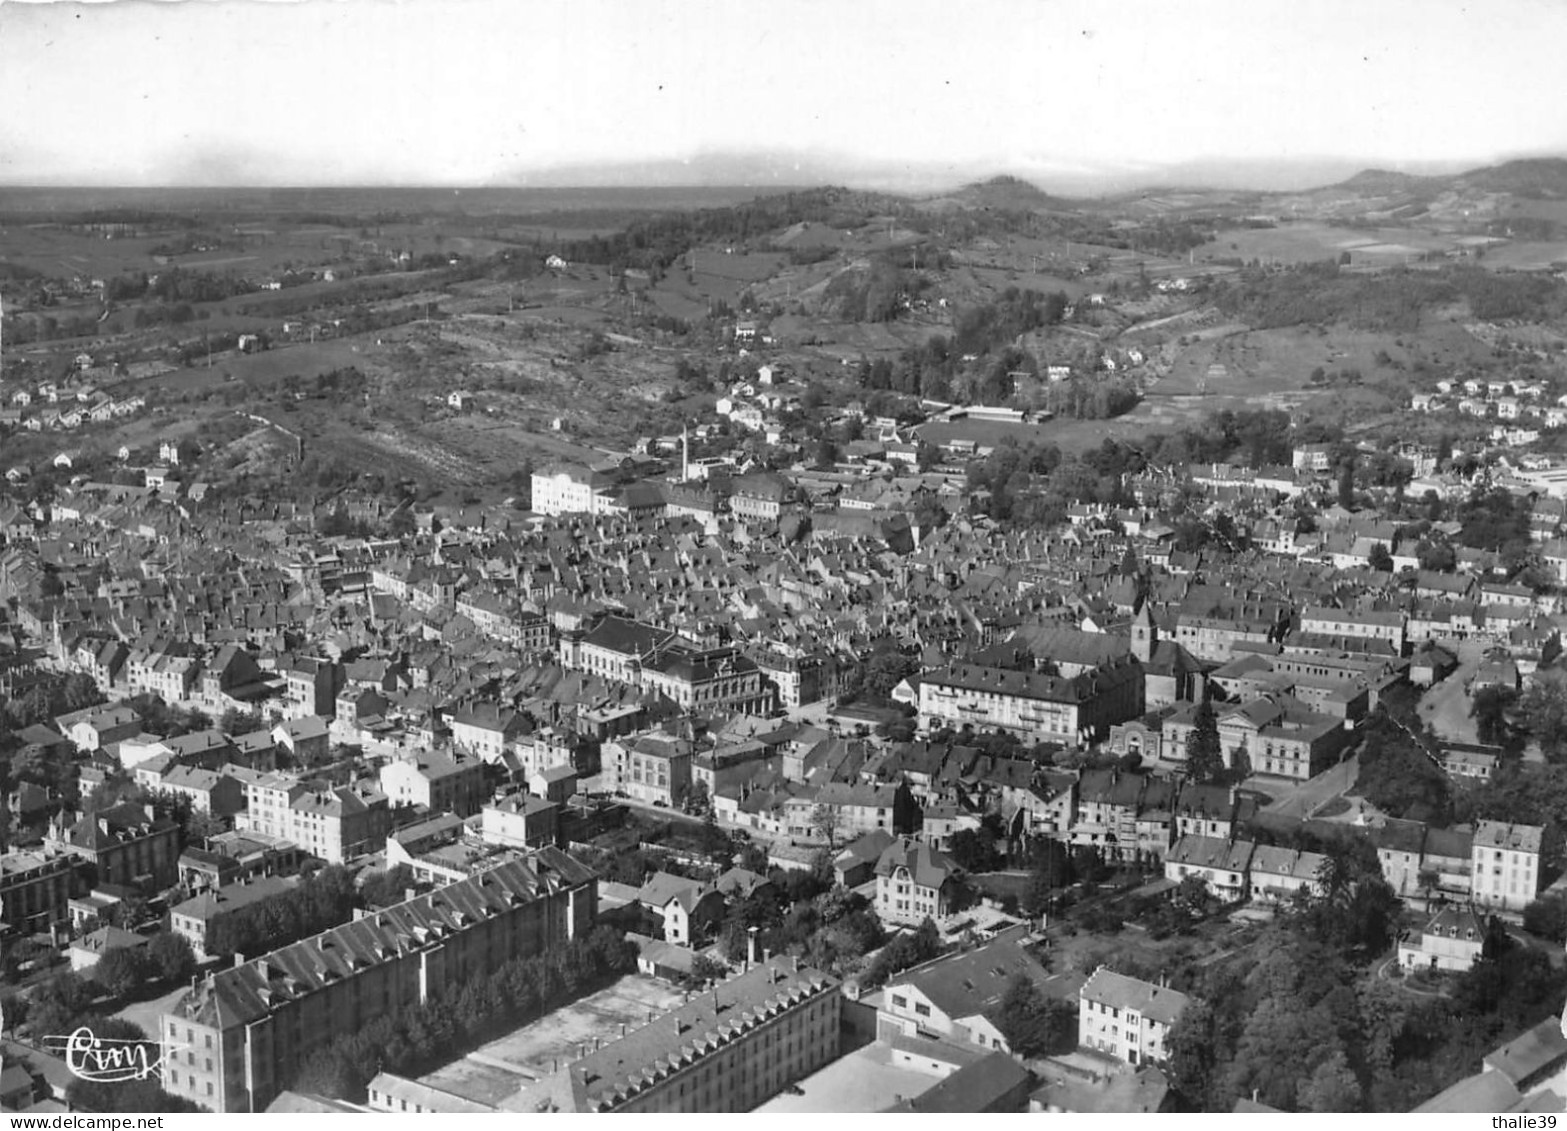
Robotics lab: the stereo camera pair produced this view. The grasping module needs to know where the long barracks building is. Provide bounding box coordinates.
[509,955,840,1113]
[159,849,597,1113]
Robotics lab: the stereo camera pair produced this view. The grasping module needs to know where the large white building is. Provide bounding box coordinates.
[1078,967,1191,1067]
[1471,820,1542,914]
[235,773,391,864]
[529,463,616,516]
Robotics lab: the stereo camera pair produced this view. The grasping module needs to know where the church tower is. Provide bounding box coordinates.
[1131,600,1157,664]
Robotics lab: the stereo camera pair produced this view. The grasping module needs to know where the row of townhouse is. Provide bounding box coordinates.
[54,634,346,725]
[1373,818,1545,914]
[1163,834,1328,903]
[1160,815,1545,917]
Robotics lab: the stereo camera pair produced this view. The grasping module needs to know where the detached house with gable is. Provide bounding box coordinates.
[875,836,963,926]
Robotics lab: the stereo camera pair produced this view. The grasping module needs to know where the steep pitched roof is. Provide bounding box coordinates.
[875,837,960,889]
[1079,967,1191,1026]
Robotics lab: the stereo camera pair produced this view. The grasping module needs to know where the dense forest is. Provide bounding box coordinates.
[551,188,882,273]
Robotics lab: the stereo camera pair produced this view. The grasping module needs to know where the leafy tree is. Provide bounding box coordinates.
[1516,680,1567,760]
[108,896,151,931]
[1367,542,1394,572]
[682,778,710,816]
[1415,540,1454,572]
[1184,700,1224,783]
[219,707,263,735]
[810,804,844,850]
[1021,837,1072,917]
[22,972,98,1038]
[146,931,196,983]
[1353,715,1452,825]
[184,806,226,846]
[360,864,416,910]
[1524,894,1567,942]
[67,1064,203,1114]
[1289,841,1400,958]
[1171,874,1213,920]
[1167,998,1231,1110]
[860,917,945,989]
[92,946,146,999]
[948,826,1005,872]
[206,864,358,957]
[1471,686,1520,746]
[1297,1048,1363,1112]
[735,841,770,875]
[994,972,1077,1057]
[700,804,731,865]
[679,953,730,990]
[862,650,918,701]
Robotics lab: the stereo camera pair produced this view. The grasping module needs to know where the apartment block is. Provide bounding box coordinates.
[1078,967,1191,1066]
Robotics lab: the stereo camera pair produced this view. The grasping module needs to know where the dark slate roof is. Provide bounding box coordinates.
[168,851,595,1032]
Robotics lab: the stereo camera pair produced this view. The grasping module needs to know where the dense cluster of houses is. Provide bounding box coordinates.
[7,374,1567,1114]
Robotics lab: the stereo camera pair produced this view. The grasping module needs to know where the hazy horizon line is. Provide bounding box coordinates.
[0,147,1561,202]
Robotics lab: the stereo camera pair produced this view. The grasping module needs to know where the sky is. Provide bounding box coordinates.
[3,0,1567,191]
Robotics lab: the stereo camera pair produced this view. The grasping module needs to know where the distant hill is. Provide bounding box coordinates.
[1325,157,1567,200]
[1330,168,1434,193]
[923,175,1076,213]
[1452,157,1567,197]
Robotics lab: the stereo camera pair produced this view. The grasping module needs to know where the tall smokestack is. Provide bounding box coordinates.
[748,925,759,968]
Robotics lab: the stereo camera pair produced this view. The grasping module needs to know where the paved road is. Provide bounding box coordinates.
[1418,659,1482,746]
[1262,754,1360,820]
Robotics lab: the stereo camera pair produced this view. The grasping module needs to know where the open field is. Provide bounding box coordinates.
[137,339,379,397]
[1196,221,1459,266]
[1045,909,1262,980]
[687,248,785,283]
[1470,240,1567,271]
[0,226,181,278]
[0,221,359,281]
[915,415,1060,448]
[798,318,942,361]
[416,974,684,1107]
[957,264,1089,299]
[1152,325,1420,398]
[421,418,616,472]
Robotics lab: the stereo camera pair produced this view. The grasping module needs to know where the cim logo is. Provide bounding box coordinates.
[40,1026,189,1085]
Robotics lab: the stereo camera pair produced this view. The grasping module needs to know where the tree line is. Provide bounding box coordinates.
[204,865,358,959]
